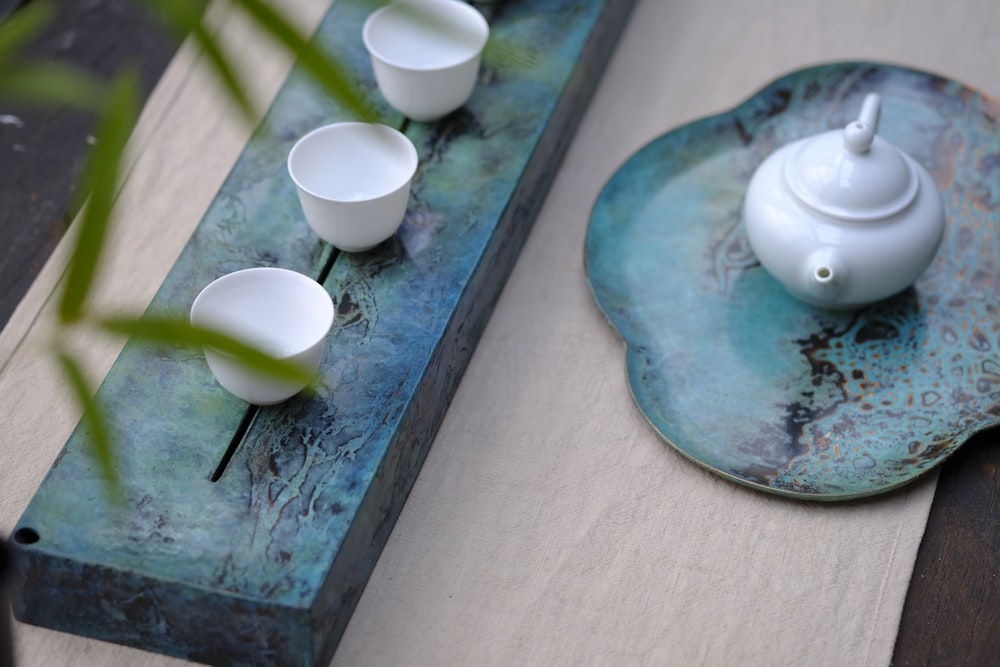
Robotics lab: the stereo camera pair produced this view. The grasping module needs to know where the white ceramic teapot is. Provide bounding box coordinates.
[743,93,946,308]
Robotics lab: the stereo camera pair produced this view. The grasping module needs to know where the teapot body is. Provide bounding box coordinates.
[744,136,945,308]
[742,94,946,309]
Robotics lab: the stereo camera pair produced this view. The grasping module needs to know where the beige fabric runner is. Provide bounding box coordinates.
[3,1,999,665]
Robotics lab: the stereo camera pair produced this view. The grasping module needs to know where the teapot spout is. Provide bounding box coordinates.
[801,249,845,304]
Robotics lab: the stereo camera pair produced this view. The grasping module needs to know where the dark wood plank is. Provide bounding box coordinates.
[0,0,176,328]
[0,538,12,667]
[892,430,1000,666]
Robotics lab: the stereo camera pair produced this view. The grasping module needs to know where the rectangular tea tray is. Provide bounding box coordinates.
[11,0,635,665]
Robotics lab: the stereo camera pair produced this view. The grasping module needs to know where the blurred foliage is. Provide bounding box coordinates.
[0,0,382,495]
[0,0,525,498]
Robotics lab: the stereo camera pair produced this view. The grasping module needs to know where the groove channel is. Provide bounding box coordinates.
[210,245,339,481]
[316,246,340,285]
[209,111,407,480]
[211,405,260,482]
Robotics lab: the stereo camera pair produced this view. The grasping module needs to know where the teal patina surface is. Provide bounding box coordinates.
[12,0,636,664]
[586,62,1000,501]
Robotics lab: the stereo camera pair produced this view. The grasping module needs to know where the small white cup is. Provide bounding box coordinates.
[287,122,418,252]
[190,267,334,405]
[362,0,490,122]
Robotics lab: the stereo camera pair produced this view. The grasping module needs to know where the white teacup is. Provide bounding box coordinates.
[287,122,418,252]
[190,267,334,405]
[362,0,490,122]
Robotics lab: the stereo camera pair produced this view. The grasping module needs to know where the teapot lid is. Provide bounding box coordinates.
[783,93,919,221]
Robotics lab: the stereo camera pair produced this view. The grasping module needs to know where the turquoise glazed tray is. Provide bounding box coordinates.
[11,0,636,665]
[586,62,1000,501]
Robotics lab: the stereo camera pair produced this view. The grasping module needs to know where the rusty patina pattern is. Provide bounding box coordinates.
[586,62,1000,500]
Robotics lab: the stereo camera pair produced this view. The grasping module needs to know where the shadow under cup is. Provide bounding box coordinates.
[287,122,419,253]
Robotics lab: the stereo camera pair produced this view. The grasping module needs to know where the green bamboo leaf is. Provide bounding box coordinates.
[228,0,379,122]
[135,0,209,33]
[190,21,255,123]
[100,315,316,385]
[58,70,140,323]
[0,0,54,62]
[0,1,107,110]
[483,34,539,72]
[139,0,377,121]
[134,0,257,120]
[0,62,107,110]
[57,350,122,500]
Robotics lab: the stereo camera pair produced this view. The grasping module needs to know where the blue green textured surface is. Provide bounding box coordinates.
[586,62,1000,501]
[12,0,636,664]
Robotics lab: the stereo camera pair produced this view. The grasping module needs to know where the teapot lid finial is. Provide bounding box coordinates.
[783,92,919,221]
[844,93,881,153]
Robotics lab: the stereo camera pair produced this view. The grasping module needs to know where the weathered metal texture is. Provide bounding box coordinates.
[586,62,1000,501]
[11,0,637,664]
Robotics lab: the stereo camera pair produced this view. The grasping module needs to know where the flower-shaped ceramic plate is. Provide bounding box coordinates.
[585,62,1000,500]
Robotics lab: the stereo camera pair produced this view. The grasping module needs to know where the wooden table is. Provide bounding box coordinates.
[0,0,176,328]
[2,1,999,665]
